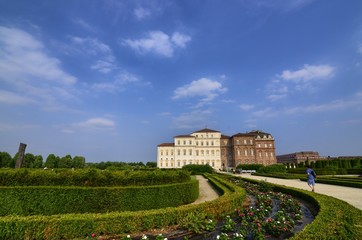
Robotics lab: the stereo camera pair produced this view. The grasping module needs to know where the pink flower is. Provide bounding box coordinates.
[91,233,96,237]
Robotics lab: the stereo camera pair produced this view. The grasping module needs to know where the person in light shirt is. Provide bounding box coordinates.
[305,165,317,192]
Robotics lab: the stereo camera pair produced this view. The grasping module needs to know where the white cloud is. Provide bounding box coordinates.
[134,7,151,20]
[0,26,79,109]
[74,117,115,130]
[240,104,255,111]
[171,32,191,48]
[0,90,34,105]
[358,44,362,54]
[172,78,227,103]
[0,26,77,85]
[265,64,334,101]
[173,109,214,129]
[123,31,191,57]
[73,18,97,32]
[70,36,116,73]
[279,64,334,82]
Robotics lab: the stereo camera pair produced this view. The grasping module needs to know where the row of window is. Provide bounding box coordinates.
[236,150,274,157]
[176,140,217,146]
[159,160,217,167]
[160,149,221,156]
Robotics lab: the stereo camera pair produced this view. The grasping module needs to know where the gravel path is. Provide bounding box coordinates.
[191,175,220,204]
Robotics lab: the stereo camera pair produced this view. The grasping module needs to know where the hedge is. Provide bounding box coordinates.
[0,175,246,239]
[0,168,190,187]
[0,180,199,216]
[299,178,362,189]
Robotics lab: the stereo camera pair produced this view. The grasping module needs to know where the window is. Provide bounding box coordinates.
[211,141,214,146]
[160,151,163,156]
[189,149,192,155]
[237,150,240,156]
[244,140,247,144]
[166,150,168,155]
[189,140,192,145]
[183,149,186,155]
[265,143,268,148]
[266,152,269,157]
[196,150,199,156]
[196,141,198,145]
[206,150,209,155]
[177,161,180,167]
[250,139,253,144]
[177,140,180,145]
[183,140,186,145]
[251,149,254,156]
[237,140,240,144]
[177,150,180,155]
[258,143,261,148]
[245,150,248,156]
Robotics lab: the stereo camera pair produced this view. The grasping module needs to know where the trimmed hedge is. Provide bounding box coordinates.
[0,175,246,239]
[0,168,190,187]
[231,176,362,240]
[0,180,199,216]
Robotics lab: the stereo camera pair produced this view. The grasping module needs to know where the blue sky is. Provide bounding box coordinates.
[0,0,361,163]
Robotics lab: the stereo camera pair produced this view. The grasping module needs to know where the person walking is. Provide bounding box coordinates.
[306,165,316,192]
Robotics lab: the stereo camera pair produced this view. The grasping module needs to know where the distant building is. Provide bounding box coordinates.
[157,128,277,169]
[276,151,322,164]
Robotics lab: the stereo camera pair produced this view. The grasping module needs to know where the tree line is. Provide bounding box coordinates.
[0,151,157,169]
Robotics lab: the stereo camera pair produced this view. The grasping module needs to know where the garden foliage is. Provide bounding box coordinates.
[0,180,199,216]
[0,174,246,239]
[0,168,190,186]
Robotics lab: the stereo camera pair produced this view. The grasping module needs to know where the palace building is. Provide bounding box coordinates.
[157,128,277,169]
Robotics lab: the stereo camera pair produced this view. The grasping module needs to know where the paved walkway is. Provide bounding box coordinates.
[235,173,362,210]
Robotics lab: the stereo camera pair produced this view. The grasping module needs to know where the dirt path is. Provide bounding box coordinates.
[191,175,220,204]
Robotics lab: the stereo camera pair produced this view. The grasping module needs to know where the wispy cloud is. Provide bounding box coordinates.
[266,64,335,100]
[240,104,255,111]
[73,117,115,130]
[123,31,191,57]
[91,71,149,93]
[73,18,97,32]
[0,26,78,109]
[172,109,214,129]
[172,78,227,107]
[134,7,151,20]
[70,36,116,73]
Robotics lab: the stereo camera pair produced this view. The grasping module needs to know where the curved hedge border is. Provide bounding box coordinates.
[0,174,246,239]
[234,176,362,239]
[0,180,199,216]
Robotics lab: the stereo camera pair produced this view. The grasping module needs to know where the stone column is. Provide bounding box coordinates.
[15,143,27,168]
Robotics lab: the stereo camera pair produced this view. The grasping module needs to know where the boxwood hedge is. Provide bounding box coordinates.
[0,174,246,239]
[0,168,191,187]
[0,180,199,216]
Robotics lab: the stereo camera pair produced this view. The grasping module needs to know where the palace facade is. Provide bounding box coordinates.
[157,128,277,169]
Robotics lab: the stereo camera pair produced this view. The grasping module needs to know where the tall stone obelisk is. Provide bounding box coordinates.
[15,143,27,168]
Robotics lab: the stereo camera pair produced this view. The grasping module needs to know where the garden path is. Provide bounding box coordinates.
[191,175,220,204]
[235,173,362,210]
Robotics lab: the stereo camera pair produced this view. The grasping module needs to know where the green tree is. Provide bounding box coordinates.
[0,152,12,168]
[72,156,86,168]
[58,155,72,168]
[33,155,43,168]
[146,162,157,168]
[45,154,59,168]
[24,153,35,168]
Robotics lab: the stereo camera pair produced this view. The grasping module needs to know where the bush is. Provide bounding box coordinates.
[236,164,264,171]
[0,180,199,216]
[258,164,286,173]
[0,175,246,239]
[182,164,214,175]
[0,169,191,186]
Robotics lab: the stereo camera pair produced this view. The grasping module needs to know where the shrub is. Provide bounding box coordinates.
[0,180,199,216]
[258,164,286,173]
[182,164,214,175]
[0,175,246,239]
